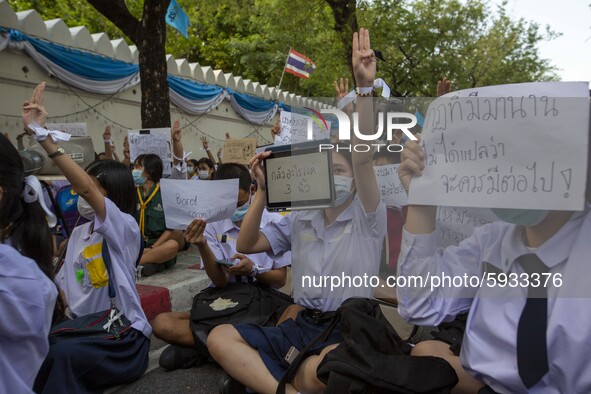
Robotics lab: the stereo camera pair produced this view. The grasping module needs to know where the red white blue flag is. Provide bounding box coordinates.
[284,49,316,79]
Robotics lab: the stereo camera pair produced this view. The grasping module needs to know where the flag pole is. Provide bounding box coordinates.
[277,47,291,92]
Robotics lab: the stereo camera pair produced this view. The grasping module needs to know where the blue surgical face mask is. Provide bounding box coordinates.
[132,169,146,186]
[231,202,250,222]
[198,170,210,180]
[333,175,354,207]
[490,208,549,226]
[187,166,195,175]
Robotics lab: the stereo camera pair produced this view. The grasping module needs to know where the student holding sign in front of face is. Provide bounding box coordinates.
[207,29,387,394]
[151,163,291,371]
[396,100,591,391]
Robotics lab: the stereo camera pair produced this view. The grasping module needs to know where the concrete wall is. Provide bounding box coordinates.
[0,1,328,159]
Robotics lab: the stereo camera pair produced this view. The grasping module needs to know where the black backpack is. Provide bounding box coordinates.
[277,298,458,394]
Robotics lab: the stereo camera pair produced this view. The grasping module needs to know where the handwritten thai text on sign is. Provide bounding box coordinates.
[223,138,256,165]
[128,128,172,176]
[408,82,590,210]
[436,206,498,248]
[374,164,407,208]
[275,110,331,145]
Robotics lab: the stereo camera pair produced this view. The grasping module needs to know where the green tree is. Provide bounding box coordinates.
[9,0,559,101]
[360,0,559,96]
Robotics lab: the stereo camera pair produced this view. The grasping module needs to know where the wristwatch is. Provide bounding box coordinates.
[48,146,66,159]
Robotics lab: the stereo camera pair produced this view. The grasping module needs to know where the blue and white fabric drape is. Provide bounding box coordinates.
[168,75,227,115]
[1,29,140,94]
[228,89,278,125]
[0,28,293,125]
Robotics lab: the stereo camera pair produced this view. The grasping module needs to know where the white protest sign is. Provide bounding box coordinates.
[46,122,87,136]
[374,164,407,208]
[128,128,172,176]
[409,82,590,210]
[275,110,331,145]
[160,178,238,229]
[436,206,498,248]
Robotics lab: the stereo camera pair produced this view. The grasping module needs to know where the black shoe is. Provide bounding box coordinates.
[141,263,165,277]
[158,344,206,370]
[219,374,246,394]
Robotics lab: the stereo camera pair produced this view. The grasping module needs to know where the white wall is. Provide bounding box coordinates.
[0,1,325,160]
[0,50,276,160]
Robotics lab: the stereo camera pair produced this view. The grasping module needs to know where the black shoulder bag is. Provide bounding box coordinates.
[49,240,140,343]
[277,298,459,394]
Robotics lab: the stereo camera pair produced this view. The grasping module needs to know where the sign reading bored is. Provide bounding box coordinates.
[408,82,590,210]
[160,178,238,229]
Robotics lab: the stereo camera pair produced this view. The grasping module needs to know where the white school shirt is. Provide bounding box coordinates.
[55,198,151,338]
[0,244,57,393]
[261,195,387,312]
[202,210,290,286]
[397,207,591,393]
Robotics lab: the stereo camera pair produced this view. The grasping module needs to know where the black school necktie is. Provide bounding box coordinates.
[516,253,550,388]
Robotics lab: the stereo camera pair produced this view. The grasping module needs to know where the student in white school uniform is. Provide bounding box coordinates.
[20,82,151,393]
[0,133,59,393]
[396,111,591,392]
[207,29,388,394]
[152,162,291,370]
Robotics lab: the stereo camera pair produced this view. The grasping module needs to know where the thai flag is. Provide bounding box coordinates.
[284,49,316,79]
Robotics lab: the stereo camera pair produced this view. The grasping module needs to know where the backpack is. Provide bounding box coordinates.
[54,184,83,236]
[277,298,458,394]
[189,282,293,359]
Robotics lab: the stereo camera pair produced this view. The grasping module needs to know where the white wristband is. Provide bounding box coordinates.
[27,122,71,143]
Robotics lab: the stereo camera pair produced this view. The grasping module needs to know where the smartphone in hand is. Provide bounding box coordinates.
[215,259,234,267]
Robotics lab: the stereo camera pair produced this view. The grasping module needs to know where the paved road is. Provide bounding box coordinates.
[114,363,225,394]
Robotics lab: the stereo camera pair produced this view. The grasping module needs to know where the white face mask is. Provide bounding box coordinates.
[77,196,95,221]
[198,170,210,180]
[333,175,354,207]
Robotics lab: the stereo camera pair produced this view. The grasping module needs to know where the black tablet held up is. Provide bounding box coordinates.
[263,141,334,212]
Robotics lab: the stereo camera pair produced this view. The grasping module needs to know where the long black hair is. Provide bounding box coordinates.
[135,154,163,183]
[0,133,64,322]
[85,159,137,216]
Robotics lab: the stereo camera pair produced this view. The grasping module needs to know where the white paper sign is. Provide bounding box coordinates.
[436,206,498,248]
[160,178,239,229]
[374,164,408,208]
[409,82,590,210]
[128,128,172,176]
[46,122,87,136]
[275,110,331,145]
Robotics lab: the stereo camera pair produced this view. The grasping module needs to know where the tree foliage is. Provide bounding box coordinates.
[9,0,559,101]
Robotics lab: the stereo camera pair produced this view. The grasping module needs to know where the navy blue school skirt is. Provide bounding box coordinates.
[34,328,149,393]
[233,310,342,381]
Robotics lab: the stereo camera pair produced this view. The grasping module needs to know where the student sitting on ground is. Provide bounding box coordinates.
[133,153,186,276]
[207,28,387,394]
[396,100,591,392]
[23,82,150,393]
[152,163,290,370]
